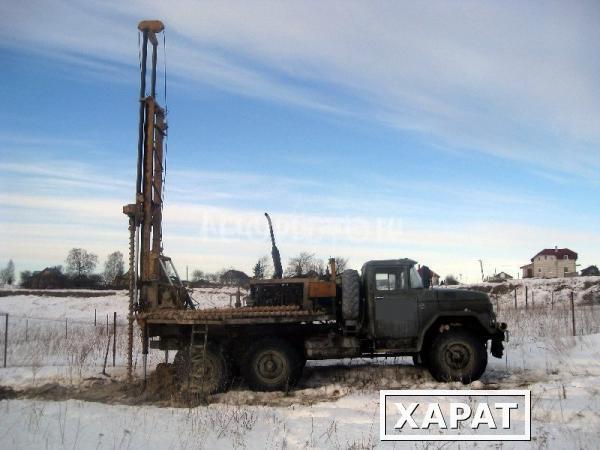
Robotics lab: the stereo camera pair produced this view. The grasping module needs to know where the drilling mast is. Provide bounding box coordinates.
[123,20,192,381]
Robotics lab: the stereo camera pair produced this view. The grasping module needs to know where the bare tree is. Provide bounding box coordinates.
[66,248,98,277]
[103,251,124,285]
[205,269,227,283]
[191,269,205,282]
[285,252,327,277]
[285,252,315,277]
[334,256,349,274]
[312,259,326,277]
[0,259,15,285]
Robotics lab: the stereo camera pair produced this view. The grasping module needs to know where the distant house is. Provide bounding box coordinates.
[581,265,600,276]
[21,267,68,289]
[220,269,250,286]
[521,247,578,278]
[486,271,513,282]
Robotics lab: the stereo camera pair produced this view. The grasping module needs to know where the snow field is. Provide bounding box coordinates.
[1,280,600,448]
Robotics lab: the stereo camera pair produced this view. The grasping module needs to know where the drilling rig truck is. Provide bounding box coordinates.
[124,21,507,395]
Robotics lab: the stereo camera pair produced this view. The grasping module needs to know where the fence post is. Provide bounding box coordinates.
[3,314,7,368]
[102,335,111,376]
[551,291,554,310]
[514,288,517,309]
[106,314,109,336]
[65,318,68,339]
[25,319,28,342]
[113,312,116,367]
[94,309,97,326]
[531,290,534,309]
[525,286,528,311]
[571,291,576,336]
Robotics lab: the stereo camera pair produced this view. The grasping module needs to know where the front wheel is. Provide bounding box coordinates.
[426,329,487,383]
[242,337,303,391]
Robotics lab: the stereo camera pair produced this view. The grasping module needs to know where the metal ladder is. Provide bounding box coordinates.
[187,324,209,394]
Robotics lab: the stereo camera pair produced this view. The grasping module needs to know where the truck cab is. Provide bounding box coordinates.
[362,259,426,350]
[335,259,507,383]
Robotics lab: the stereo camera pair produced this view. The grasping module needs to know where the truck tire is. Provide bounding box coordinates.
[426,329,487,384]
[174,344,231,395]
[242,337,303,391]
[341,269,360,322]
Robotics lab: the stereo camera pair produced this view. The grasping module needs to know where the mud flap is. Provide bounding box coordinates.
[491,334,505,358]
[491,340,504,358]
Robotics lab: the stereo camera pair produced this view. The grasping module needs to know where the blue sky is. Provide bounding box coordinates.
[0,1,599,282]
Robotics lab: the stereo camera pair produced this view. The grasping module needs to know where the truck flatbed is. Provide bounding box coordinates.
[136,305,335,326]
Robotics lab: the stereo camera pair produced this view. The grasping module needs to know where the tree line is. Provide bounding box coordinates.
[191,253,349,286]
[1,249,125,289]
[2,251,462,289]
[1,250,350,289]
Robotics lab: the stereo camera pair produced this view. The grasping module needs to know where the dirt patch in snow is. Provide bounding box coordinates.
[0,361,514,408]
[1,371,181,407]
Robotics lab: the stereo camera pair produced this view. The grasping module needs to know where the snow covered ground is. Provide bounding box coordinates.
[1,280,600,449]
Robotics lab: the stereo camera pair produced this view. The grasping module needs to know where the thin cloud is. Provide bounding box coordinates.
[1,1,598,177]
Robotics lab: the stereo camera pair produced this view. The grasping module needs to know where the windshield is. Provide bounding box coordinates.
[410,266,423,288]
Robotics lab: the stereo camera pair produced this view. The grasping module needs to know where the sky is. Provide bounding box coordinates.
[0,0,599,283]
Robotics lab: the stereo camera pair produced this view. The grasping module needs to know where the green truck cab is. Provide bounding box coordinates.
[343,259,506,383]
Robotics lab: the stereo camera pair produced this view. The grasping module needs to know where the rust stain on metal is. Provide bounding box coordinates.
[308,281,336,298]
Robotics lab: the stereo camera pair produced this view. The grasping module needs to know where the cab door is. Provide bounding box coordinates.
[373,267,420,341]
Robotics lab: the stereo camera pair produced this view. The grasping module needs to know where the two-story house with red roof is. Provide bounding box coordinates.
[520,247,578,278]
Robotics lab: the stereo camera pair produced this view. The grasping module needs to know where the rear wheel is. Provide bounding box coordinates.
[242,337,303,391]
[174,344,231,395]
[426,329,487,383]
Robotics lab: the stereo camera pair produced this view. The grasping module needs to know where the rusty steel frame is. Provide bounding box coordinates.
[124,20,168,382]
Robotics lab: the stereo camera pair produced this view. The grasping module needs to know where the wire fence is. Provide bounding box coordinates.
[490,287,600,344]
[1,287,598,374]
[0,311,132,373]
